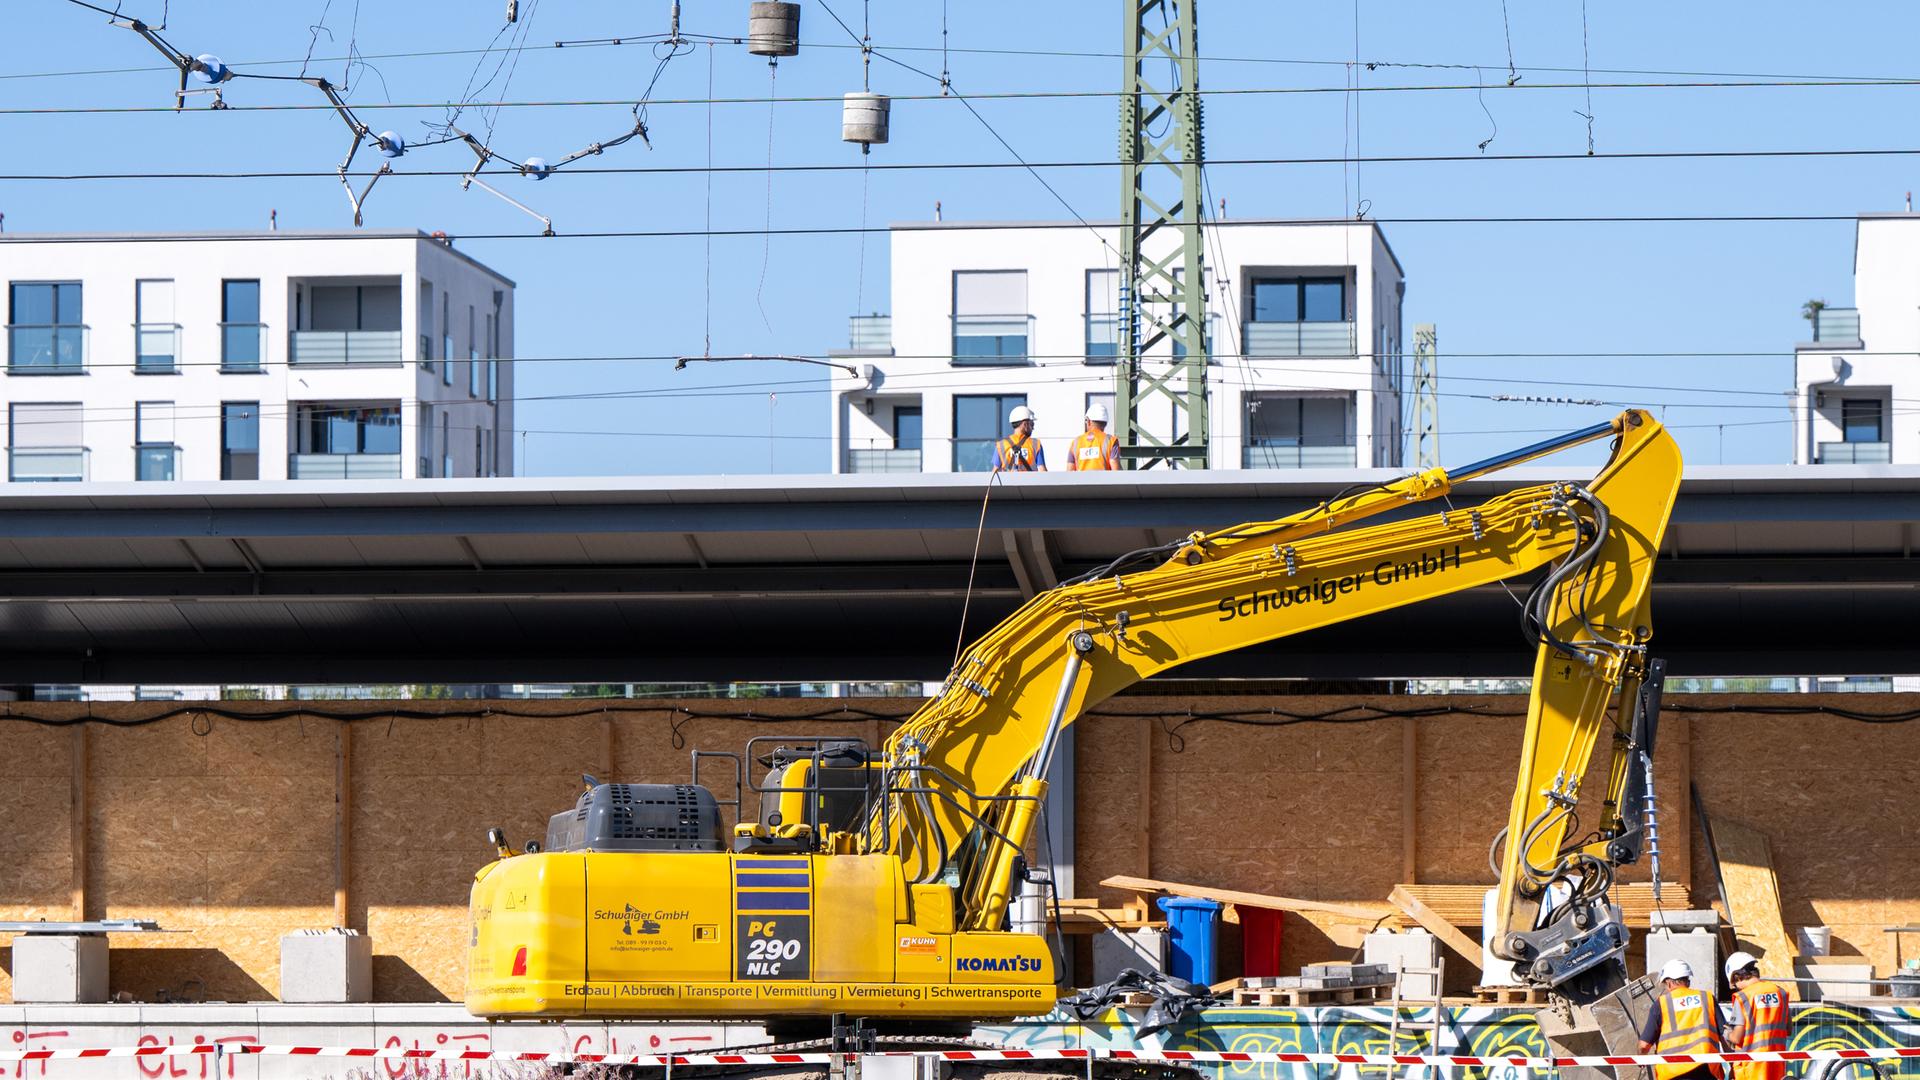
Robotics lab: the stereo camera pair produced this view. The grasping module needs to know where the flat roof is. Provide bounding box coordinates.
[0,229,516,287]
[0,465,1908,684]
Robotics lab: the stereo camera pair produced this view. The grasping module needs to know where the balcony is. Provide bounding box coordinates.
[220,322,266,373]
[8,324,88,374]
[845,315,892,354]
[845,448,922,473]
[1810,307,1860,343]
[1243,444,1357,469]
[952,315,1033,365]
[289,453,403,479]
[1242,320,1356,357]
[9,447,89,482]
[135,323,180,374]
[292,329,405,367]
[1816,440,1890,464]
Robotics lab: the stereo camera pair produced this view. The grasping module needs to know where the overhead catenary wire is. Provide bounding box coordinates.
[28,143,1920,181]
[18,76,1920,116]
[30,11,1920,88]
[0,215,1880,246]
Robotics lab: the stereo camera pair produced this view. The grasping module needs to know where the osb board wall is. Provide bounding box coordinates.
[0,694,1915,1003]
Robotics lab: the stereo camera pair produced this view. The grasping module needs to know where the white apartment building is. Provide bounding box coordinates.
[1791,213,1920,465]
[827,220,1405,472]
[0,229,513,483]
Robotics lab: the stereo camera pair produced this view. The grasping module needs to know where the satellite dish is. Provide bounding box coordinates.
[523,157,552,180]
[376,131,406,158]
[192,55,230,83]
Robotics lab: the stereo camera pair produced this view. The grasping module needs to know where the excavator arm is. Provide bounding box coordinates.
[870,410,1682,951]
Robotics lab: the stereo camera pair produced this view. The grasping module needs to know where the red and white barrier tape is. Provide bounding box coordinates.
[1,1044,1917,1067]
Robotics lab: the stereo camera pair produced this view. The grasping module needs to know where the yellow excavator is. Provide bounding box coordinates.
[468,410,1682,1069]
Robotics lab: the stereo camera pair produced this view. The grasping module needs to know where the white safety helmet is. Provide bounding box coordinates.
[1085,402,1111,424]
[1660,959,1694,982]
[1725,951,1760,981]
[1009,405,1036,425]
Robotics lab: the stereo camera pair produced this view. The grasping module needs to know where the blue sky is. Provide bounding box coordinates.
[4,0,1915,474]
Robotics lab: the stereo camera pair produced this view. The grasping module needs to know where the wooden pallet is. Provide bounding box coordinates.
[1473,984,1550,1005]
[1231,982,1393,1007]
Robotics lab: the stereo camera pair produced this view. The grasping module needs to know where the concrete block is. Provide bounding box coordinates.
[1796,960,1875,1002]
[12,935,109,1003]
[1647,927,1719,988]
[1365,929,1443,998]
[278,930,372,1003]
[1093,927,1166,983]
[1480,887,1521,986]
[1650,909,1721,932]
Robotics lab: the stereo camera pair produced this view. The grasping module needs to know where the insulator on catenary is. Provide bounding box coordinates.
[523,157,552,180]
[842,92,890,146]
[746,2,801,57]
[376,132,406,158]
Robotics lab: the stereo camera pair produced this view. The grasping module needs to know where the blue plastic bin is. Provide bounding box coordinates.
[1156,896,1222,984]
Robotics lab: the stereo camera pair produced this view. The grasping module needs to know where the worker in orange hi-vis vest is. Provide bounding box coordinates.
[1640,959,1728,1080]
[1723,951,1792,1080]
[994,405,1047,472]
[1068,402,1121,471]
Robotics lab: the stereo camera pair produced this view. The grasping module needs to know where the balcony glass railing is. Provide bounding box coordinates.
[1816,440,1890,464]
[220,322,266,372]
[289,452,403,479]
[291,329,404,366]
[9,446,89,482]
[1811,307,1861,343]
[135,445,179,481]
[1243,444,1357,469]
[952,315,1033,365]
[1242,320,1356,357]
[8,324,88,373]
[845,448,923,473]
[847,315,892,353]
[135,323,180,374]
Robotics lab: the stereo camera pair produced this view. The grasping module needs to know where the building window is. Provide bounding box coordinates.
[1085,269,1119,363]
[221,402,259,480]
[221,279,263,372]
[1843,398,1884,443]
[952,271,1030,365]
[8,282,85,373]
[297,405,401,456]
[1244,392,1354,468]
[135,401,177,481]
[953,393,1026,472]
[418,280,434,368]
[8,402,85,481]
[418,403,434,476]
[441,412,451,477]
[135,279,178,374]
[893,406,923,451]
[441,294,453,385]
[1251,277,1346,322]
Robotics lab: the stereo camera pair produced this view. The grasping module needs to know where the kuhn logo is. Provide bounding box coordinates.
[898,936,938,954]
[510,946,528,976]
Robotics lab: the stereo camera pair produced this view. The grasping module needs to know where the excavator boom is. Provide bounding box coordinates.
[466,411,1683,1047]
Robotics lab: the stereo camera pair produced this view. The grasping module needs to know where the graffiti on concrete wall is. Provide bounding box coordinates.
[981,1001,1920,1080]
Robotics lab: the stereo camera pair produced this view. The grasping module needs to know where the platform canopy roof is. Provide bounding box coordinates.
[0,465,1912,684]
